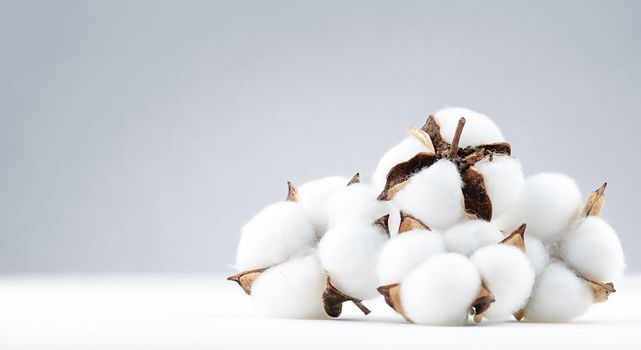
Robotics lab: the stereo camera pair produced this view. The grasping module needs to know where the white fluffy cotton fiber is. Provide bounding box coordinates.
[318,222,389,300]
[471,245,535,319]
[401,253,481,326]
[372,136,431,191]
[524,235,550,276]
[516,173,582,242]
[297,176,349,235]
[432,107,505,147]
[251,254,327,319]
[236,201,317,271]
[394,159,465,230]
[559,216,625,282]
[444,220,504,256]
[325,183,390,229]
[377,230,446,285]
[475,156,524,218]
[524,260,593,322]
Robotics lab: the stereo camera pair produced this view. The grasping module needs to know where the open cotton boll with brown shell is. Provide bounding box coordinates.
[325,182,391,230]
[474,155,524,218]
[559,216,625,282]
[235,200,316,271]
[443,220,504,256]
[400,253,482,326]
[372,136,432,191]
[523,260,594,322]
[432,107,505,147]
[251,254,327,319]
[318,222,389,301]
[471,245,535,320]
[377,229,446,285]
[515,173,582,242]
[394,159,465,230]
[297,176,349,235]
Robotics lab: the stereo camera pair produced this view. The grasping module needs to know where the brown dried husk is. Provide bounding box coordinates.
[500,223,527,252]
[322,277,370,317]
[377,283,412,322]
[227,268,267,295]
[471,280,496,323]
[398,211,430,233]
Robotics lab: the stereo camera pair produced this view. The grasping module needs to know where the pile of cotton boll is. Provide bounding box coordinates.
[228,107,624,326]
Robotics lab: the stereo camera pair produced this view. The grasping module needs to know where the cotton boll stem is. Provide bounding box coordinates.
[449,117,466,158]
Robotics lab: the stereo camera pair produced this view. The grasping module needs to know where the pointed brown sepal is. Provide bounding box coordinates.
[581,182,607,217]
[347,173,361,186]
[406,126,434,151]
[377,283,412,322]
[500,223,526,252]
[286,181,298,202]
[421,114,448,152]
[377,152,437,201]
[398,211,430,233]
[227,268,267,295]
[375,214,391,236]
[582,277,616,303]
[478,142,512,156]
[460,166,493,221]
[513,308,525,321]
[322,277,370,317]
[471,280,495,323]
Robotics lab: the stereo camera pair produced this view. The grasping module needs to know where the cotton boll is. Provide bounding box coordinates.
[236,201,316,271]
[491,207,524,233]
[433,107,505,147]
[377,230,446,285]
[251,254,327,319]
[471,245,535,319]
[318,222,389,300]
[475,156,524,218]
[394,159,465,230]
[372,136,431,191]
[524,235,550,276]
[325,183,391,229]
[559,216,625,282]
[444,220,504,256]
[516,173,582,242]
[524,261,593,322]
[297,176,349,234]
[401,253,481,326]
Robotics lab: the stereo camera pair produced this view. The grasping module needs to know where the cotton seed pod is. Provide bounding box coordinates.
[432,107,505,147]
[297,176,349,235]
[559,216,625,282]
[523,261,595,322]
[378,113,512,224]
[398,253,486,326]
[235,185,316,271]
[251,254,327,319]
[377,213,446,285]
[443,220,504,256]
[515,173,582,242]
[470,244,535,320]
[372,132,433,191]
[318,219,389,305]
[474,155,524,218]
[325,175,391,229]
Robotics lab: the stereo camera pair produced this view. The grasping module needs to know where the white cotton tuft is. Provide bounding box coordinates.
[394,159,465,230]
[318,222,389,300]
[433,107,505,147]
[325,183,390,229]
[444,220,504,256]
[524,235,550,276]
[236,201,316,271]
[251,254,327,319]
[297,176,349,235]
[559,216,625,282]
[475,156,524,218]
[401,253,481,326]
[372,136,431,191]
[470,245,535,319]
[515,173,582,242]
[491,207,524,233]
[524,261,593,322]
[377,230,446,285]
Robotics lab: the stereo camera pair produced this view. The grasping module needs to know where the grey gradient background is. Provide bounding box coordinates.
[1,0,640,273]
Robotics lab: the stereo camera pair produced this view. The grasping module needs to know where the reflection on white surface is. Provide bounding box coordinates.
[1,274,640,349]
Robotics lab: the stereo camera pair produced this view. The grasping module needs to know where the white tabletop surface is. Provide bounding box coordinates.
[1,274,640,350]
